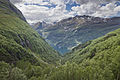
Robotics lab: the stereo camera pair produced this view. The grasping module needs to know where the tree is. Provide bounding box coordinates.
[9,67,27,80]
[0,61,10,80]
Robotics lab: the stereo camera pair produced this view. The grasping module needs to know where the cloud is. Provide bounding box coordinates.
[10,0,22,4]
[76,0,120,4]
[10,0,120,24]
[72,2,120,18]
[72,2,98,15]
[10,0,74,23]
[93,3,120,17]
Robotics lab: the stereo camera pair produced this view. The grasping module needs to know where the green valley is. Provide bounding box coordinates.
[0,0,120,80]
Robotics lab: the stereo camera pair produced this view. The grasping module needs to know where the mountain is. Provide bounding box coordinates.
[61,27,120,80]
[1,0,120,80]
[0,0,26,22]
[31,21,53,35]
[33,15,120,54]
[0,0,62,80]
[49,27,120,80]
[64,27,120,63]
[31,21,52,30]
[0,0,60,64]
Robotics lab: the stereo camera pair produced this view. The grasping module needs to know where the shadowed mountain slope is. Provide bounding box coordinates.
[0,0,60,64]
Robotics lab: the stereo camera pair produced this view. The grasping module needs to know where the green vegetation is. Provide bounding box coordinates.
[0,0,120,80]
[62,29,120,80]
[0,0,60,64]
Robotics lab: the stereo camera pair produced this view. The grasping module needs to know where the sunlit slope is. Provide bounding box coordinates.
[64,28,120,64]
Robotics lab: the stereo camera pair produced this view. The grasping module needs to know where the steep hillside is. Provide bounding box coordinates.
[0,0,60,64]
[0,0,62,80]
[34,15,120,54]
[64,28,120,63]
[56,27,120,80]
[48,27,120,79]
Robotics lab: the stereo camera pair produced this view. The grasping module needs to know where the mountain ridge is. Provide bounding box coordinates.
[33,15,120,54]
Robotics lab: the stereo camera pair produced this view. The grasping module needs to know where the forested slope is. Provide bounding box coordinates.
[0,0,61,79]
[0,0,60,65]
[0,0,120,80]
[61,28,120,80]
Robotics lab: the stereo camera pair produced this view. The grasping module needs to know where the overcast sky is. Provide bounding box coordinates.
[10,0,120,24]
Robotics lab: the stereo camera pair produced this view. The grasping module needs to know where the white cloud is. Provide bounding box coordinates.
[72,1,120,18]
[76,0,119,4]
[11,0,74,23]
[72,2,99,15]
[10,0,120,24]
